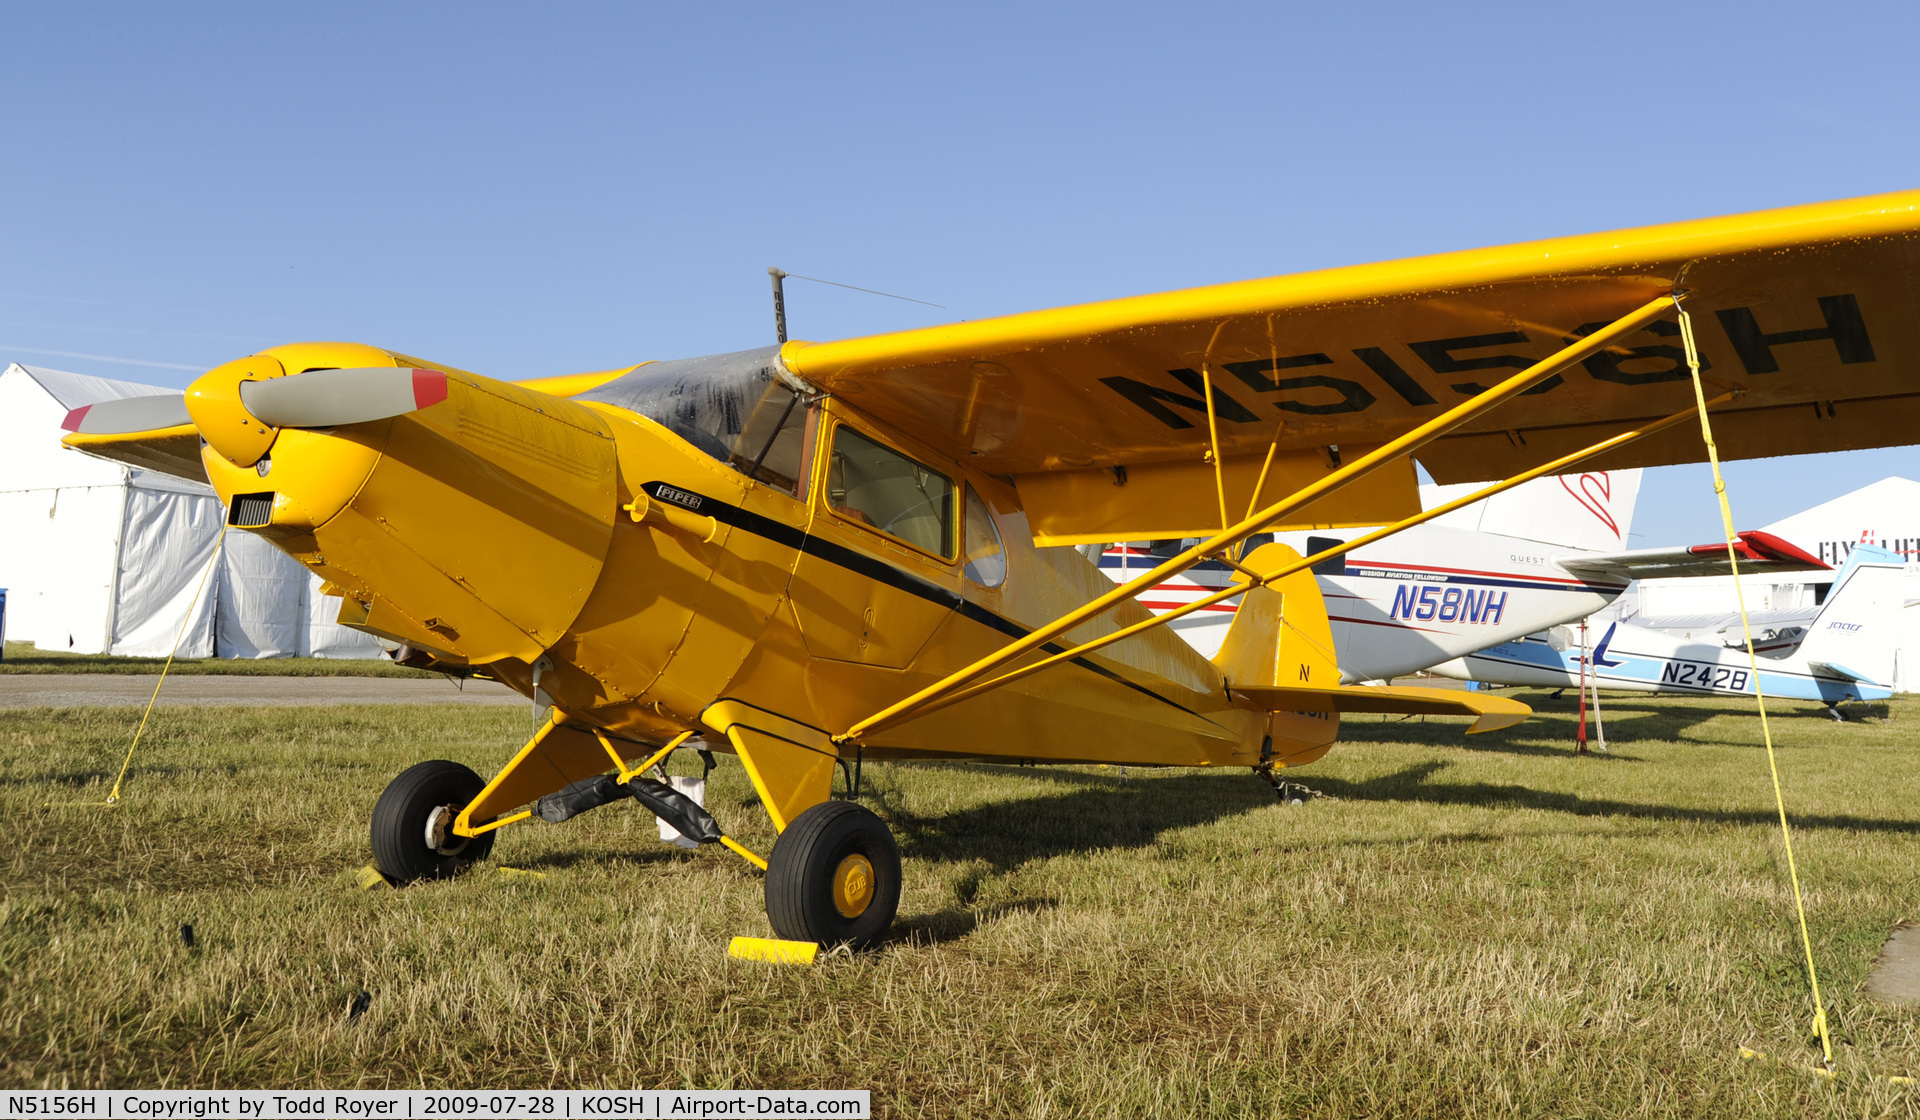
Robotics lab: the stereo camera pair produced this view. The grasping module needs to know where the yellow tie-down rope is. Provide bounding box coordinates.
[1675,299,1833,1070]
[103,522,230,805]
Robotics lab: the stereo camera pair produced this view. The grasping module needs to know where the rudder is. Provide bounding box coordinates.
[1794,543,1905,690]
[1212,543,1342,766]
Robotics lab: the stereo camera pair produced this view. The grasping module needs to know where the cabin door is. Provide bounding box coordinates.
[788,415,960,669]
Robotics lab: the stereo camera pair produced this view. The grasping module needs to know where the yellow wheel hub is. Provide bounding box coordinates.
[831,853,875,918]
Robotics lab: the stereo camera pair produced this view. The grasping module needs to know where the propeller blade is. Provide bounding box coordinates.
[62,394,192,435]
[240,367,451,428]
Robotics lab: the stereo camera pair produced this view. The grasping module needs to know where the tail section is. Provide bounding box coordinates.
[1212,544,1531,765]
[1212,544,1342,694]
[1793,544,1905,689]
[1427,468,1641,552]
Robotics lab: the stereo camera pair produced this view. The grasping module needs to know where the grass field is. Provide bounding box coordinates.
[2,689,1918,1116]
[1,640,430,677]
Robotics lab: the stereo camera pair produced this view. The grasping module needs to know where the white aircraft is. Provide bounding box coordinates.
[1427,543,1904,717]
[1099,468,1828,682]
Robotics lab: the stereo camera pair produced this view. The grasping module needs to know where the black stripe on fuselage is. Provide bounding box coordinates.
[640,481,1213,723]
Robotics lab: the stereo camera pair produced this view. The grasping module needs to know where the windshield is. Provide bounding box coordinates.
[579,345,808,493]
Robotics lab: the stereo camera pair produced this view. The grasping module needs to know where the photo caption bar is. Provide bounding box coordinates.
[3,1091,870,1119]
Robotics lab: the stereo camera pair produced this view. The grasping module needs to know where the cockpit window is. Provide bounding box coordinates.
[962,487,1006,587]
[827,425,954,557]
[577,345,807,494]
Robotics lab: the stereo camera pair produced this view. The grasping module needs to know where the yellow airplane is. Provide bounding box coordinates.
[61,189,1920,948]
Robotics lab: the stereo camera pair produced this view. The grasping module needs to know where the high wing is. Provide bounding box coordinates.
[779,189,1920,543]
[1555,530,1828,582]
[63,423,207,482]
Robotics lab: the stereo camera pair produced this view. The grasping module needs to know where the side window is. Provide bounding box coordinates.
[827,425,955,557]
[962,487,1006,588]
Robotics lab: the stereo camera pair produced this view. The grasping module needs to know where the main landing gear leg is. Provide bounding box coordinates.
[1825,702,1849,722]
[708,703,903,949]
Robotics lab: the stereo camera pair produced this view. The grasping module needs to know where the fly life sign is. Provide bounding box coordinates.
[1389,583,1509,625]
[1813,534,1920,565]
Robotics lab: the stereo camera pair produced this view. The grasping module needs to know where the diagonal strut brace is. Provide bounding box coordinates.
[836,291,1687,744]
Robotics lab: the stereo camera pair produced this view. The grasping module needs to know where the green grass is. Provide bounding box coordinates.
[1,640,432,677]
[3,691,1919,1116]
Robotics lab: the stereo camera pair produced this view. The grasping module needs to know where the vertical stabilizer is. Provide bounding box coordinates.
[1794,544,1905,688]
[1211,543,1340,691]
[1427,468,1641,552]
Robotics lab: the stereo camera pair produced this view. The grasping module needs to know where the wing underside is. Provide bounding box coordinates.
[1557,530,1829,582]
[63,424,208,483]
[779,190,1920,540]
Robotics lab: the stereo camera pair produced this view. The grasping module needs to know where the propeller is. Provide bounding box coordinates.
[61,393,192,435]
[60,367,450,436]
[240,367,449,428]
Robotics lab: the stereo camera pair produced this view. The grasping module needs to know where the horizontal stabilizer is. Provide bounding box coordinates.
[1231,683,1530,734]
[1557,530,1826,581]
[1807,660,1873,683]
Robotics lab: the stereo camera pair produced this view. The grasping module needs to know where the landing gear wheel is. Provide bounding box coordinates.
[370,760,495,882]
[765,801,901,950]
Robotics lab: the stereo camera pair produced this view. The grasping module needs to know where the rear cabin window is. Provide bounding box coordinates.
[962,487,1006,587]
[827,426,954,558]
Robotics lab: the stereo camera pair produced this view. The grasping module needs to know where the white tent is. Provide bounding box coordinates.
[0,362,384,659]
[1626,476,1920,692]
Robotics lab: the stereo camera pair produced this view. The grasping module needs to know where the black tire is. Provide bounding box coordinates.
[765,801,901,950]
[370,760,495,883]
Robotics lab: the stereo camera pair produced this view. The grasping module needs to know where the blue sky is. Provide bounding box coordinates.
[3,2,1915,544]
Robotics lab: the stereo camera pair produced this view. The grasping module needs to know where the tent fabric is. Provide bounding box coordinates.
[111,486,221,657]
[18,363,179,410]
[211,532,384,659]
[214,530,304,658]
[0,483,125,653]
[0,362,385,661]
[305,575,382,658]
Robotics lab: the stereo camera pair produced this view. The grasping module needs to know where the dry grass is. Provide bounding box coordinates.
[1,640,431,677]
[2,691,1919,1116]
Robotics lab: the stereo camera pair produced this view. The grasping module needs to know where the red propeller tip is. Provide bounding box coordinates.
[411,369,449,410]
[61,405,91,433]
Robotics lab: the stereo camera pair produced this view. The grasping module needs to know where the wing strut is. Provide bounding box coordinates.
[837,292,1685,743]
[872,393,1734,727]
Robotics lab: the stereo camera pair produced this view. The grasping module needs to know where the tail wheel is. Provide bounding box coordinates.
[765,801,901,950]
[370,760,495,883]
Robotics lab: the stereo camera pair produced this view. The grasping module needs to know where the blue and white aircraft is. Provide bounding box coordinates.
[1098,468,1829,684]
[1426,544,1904,715]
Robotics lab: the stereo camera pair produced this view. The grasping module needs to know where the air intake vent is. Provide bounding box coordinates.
[229,492,275,528]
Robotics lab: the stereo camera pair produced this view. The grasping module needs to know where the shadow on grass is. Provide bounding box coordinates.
[1315,760,1920,835]
[885,772,1273,871]
[505,845,700,872]
[889,897,1059,947]
[911,761,1139,788]
[883,748,1920,875]
[1345,690,1858,758]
